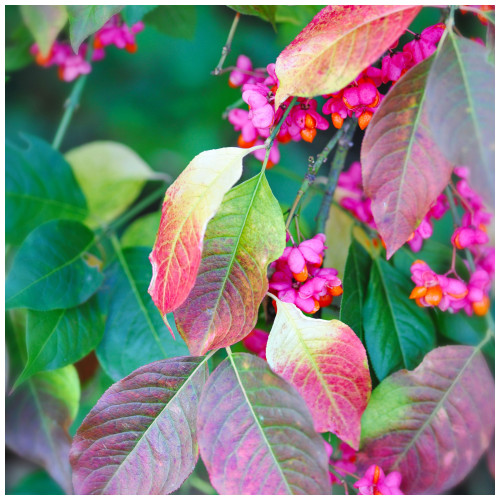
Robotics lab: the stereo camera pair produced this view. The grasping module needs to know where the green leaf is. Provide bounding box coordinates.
[14,296,105,389]
[6,220,104,311]
[275,5,323,26]
[363,258,435,380]
[174,172,286,355]
[97,244,189,381]
[20,6,67,56]
[144,6,197,39]
[6,135,88,245]
[434,309,494,358]
[229,5,277,28]
[6,469,64,495]
[67,5,123,52]
[427,33,494,208]
[121,211,161,248]
[122,5,157,25]
[340,239,372,343]
[65,141,156,228]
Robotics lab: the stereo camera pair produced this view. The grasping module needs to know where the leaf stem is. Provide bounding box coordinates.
[316,123,356,234]
[52,41,94,151]
[212,12,240,76]
[267,96,298,146]
[285,127,344,231]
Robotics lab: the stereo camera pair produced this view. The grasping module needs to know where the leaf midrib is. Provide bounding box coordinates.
[392,348,479,469]
[101,357,207,494]
[227,351,293,494]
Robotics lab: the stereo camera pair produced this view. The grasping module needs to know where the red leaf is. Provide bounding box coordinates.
[148,147,256,317]
[266,300,371,449]
[174,174,285,355]
[70,356,208,494]
[274,5,421,107]
[197,353,331,494]
[361,57,453,258]
[357,345,495,494]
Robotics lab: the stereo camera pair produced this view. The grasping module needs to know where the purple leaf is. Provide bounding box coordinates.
[357,345,494,494]
[6,365,80,494]
[361,56,453,258]
[70,356,208,494]
[197,352,331,494]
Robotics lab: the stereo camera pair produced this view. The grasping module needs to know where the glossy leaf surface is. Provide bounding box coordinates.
[148,147,254,317]
[67,5,123,52]
[7,364,80,494]
[266,301,371,449]
[97,246,189,381]
[363,258,435,381]
[274,5,421,107]
[362,57,453,258]
[358,346,495,494]
[20,5,67,56]
[65,141,156,227]
[174,173,285,355]
[340,239,373,343]
[71,356,208,494]
[198,353,331,494]
[14,296,105,388]
[6,220,103,311]
[427,34,494,208]
[6,135,87,245]
[229,5,277,28]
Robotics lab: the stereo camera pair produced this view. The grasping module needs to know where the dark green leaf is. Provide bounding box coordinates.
[275,5,323,26]
[121,211,161,248]
[6,135,88,245]
[144,6,197,39]
[427,34,494,208]
[434,308,494,358]
[6,38,32,72]
[363,258,435,380]
[67,5,123,52]
[122,5,157,25]
[14,296,105,389]
[340,239,372,343]
[229,5,277,28]
[6,220,104,311]
[96,245,189,381]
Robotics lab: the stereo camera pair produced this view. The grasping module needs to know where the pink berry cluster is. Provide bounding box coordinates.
[323,23,445,132]
[227,56,328,168]
[337,161,449,252]
[30,15,144,82]
[268,233,343,314]
[324,440,404,494]
[242,328,269,360]
[226,24,445,168]
[409,167,494,317]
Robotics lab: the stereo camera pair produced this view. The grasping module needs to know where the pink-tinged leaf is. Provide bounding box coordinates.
[357,345,494,494]
[197,352,331,494]
[70,356,208,494]
[174,173,285,355]
[426,33,494,209]
[6,365,80,494]
[361,57,453,258]
[148,147,258,317]
[274,5,421,107]
[266,300,371,449]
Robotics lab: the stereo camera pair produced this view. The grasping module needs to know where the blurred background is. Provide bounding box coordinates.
[5,5,492,494]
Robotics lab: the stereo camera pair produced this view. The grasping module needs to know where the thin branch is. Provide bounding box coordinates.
[212,12,240,76]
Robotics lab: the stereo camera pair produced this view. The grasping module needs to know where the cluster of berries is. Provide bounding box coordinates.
[324,441,404,494]
[30,15,144,82]
[337,161,449,252]
[268,233,343,314]
[323,23,446,132]
[226,24,445,168]
[409,167,494,316]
